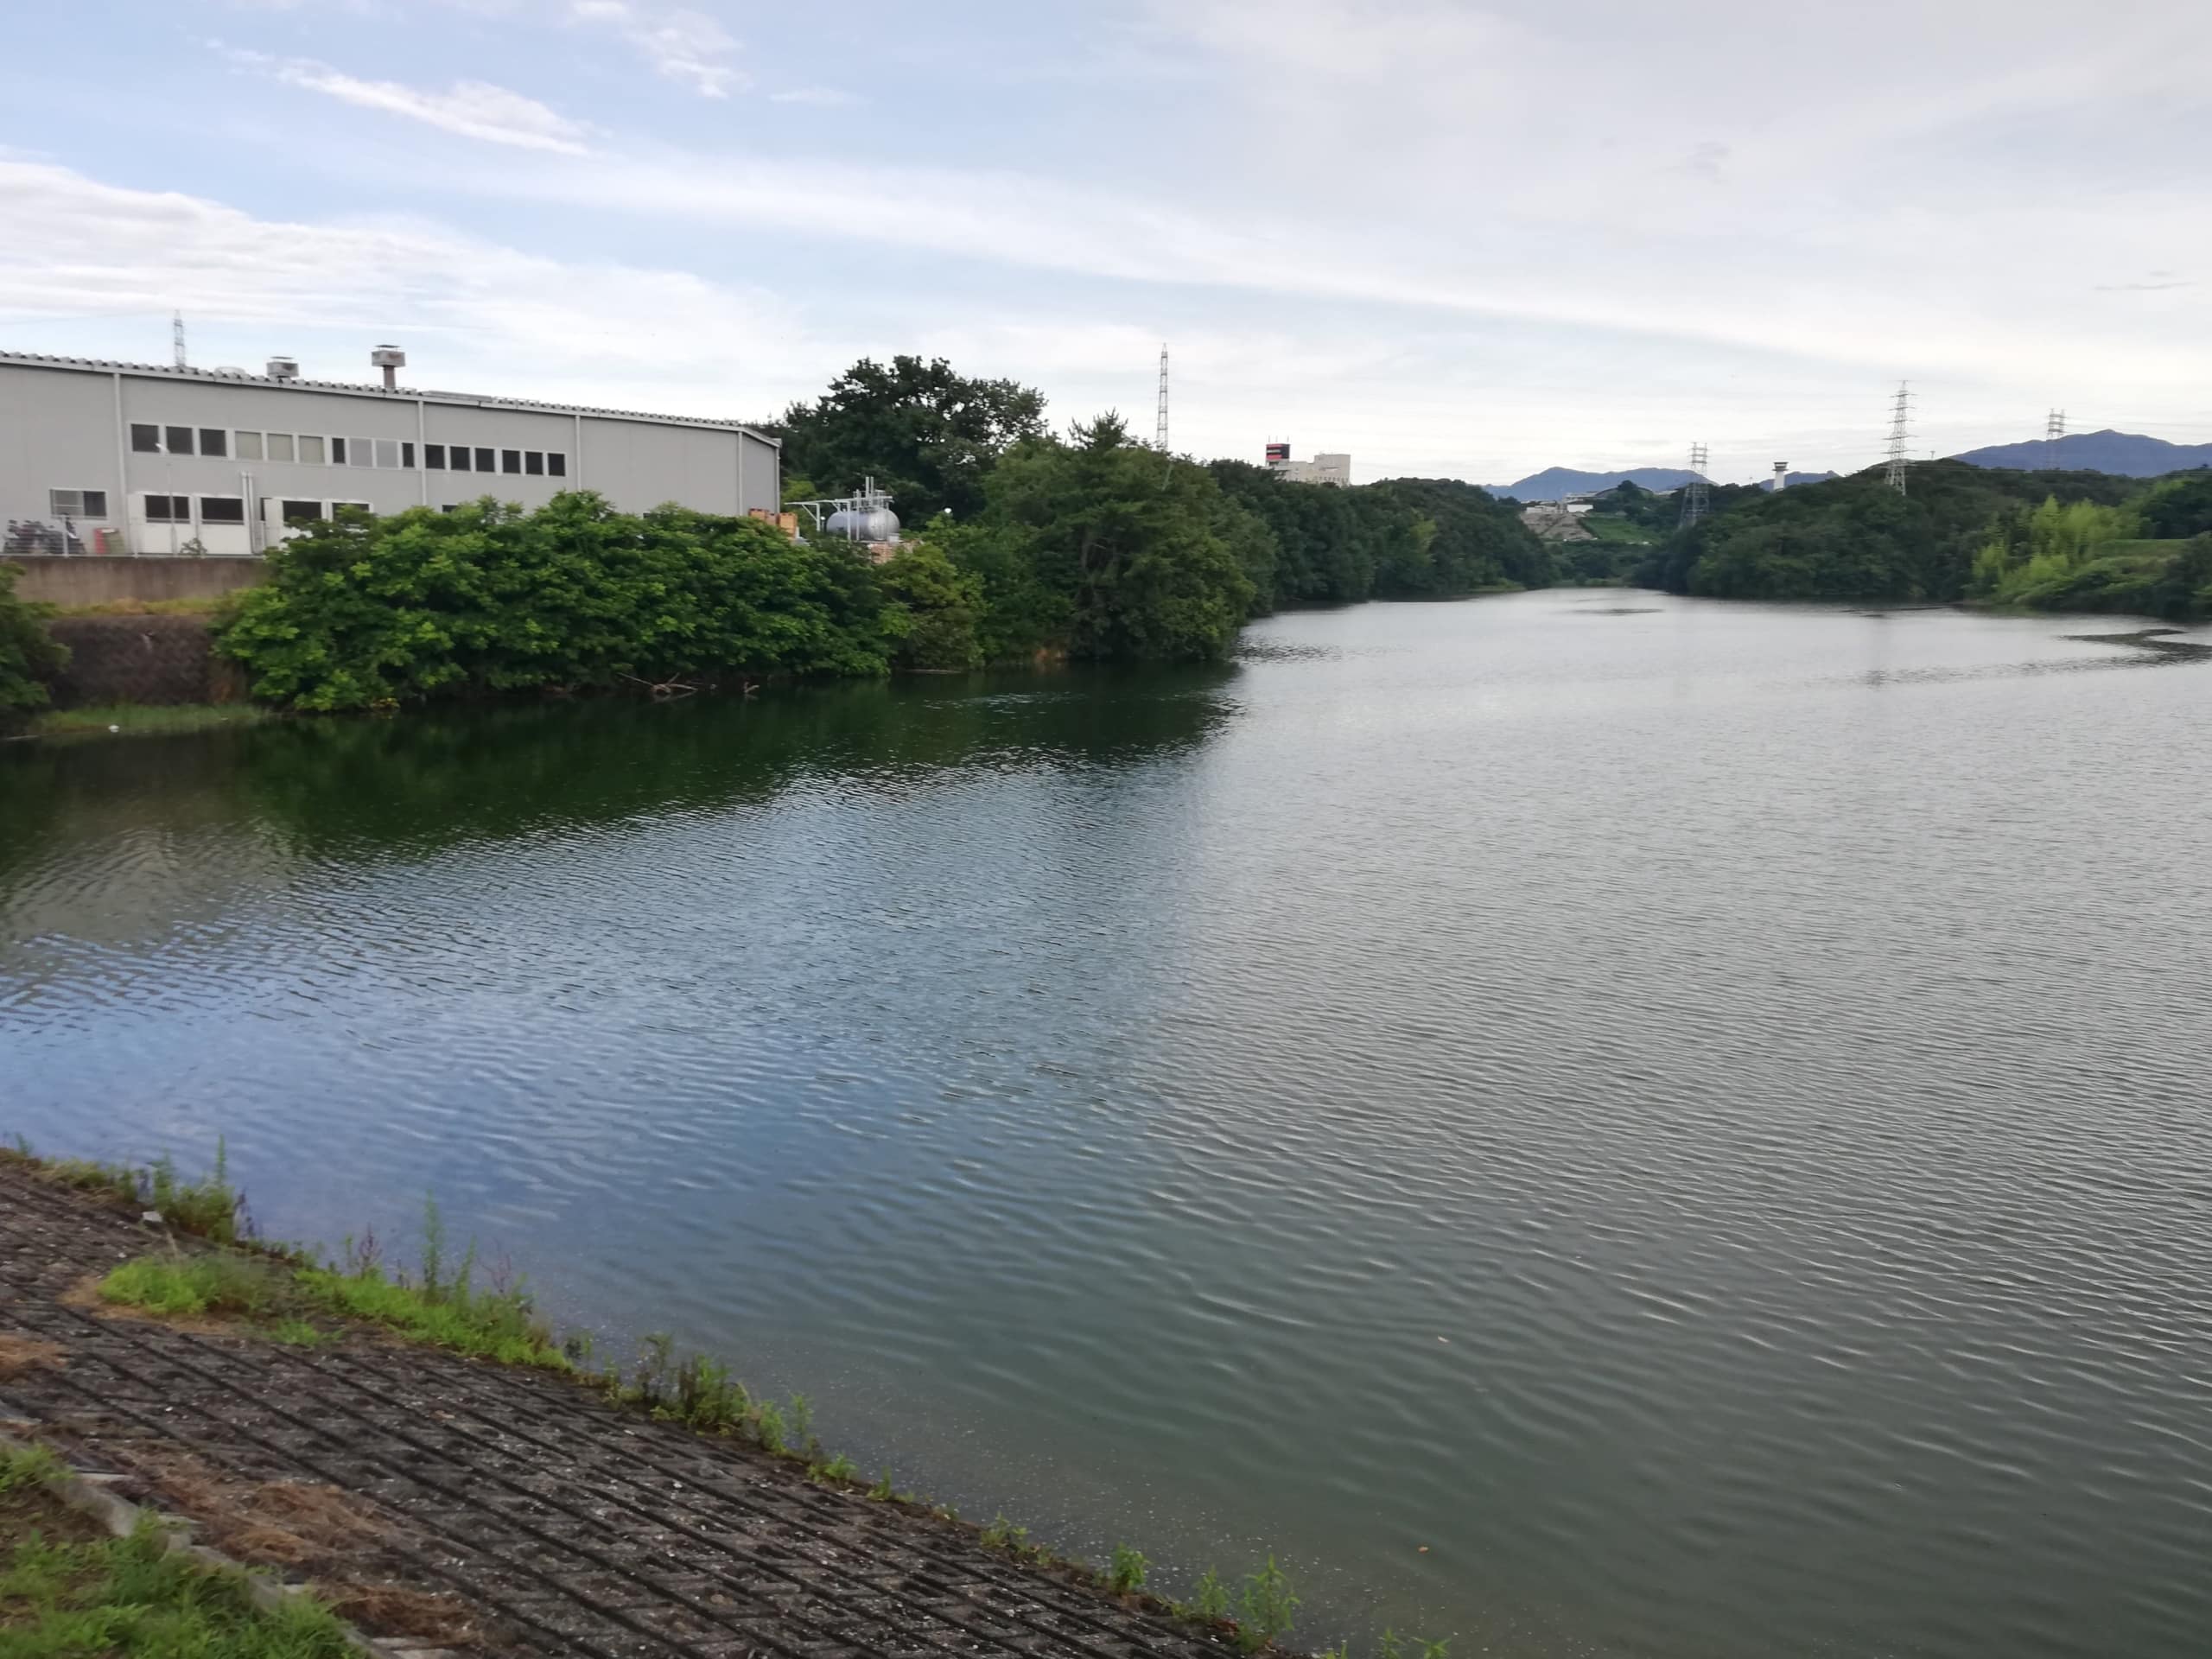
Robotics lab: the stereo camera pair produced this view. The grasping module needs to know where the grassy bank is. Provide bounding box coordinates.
[27,702,270,740]
[0,1443,357,1656]
[4,1142,1441,1657]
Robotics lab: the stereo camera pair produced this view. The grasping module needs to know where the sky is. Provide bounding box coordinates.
[1,0,2208,486]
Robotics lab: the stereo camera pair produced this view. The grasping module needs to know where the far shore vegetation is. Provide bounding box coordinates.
[1631,461,2212,613]
[10,357,2205,729]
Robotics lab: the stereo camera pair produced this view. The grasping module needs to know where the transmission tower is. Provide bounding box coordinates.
[171,311,187,370]
[1155,345,1170,454]
[1884,382,1913,495]
[2045,408,2065,467]
[1678,442,1711,528]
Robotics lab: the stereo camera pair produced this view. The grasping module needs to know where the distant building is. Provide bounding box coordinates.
[1265,443,1351,488]
[0,346,781,557]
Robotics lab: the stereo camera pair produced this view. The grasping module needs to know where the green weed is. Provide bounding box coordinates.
[0,1443,67,1493]
[868,1471,894,1502]
[1107,1543,1149,1594]
[294,1265,566,1368]
[266,1319,330,1347]
[1192,1567,1230,1619]
[0,1510,355,1657]
[752,1400,786,1454]
[1379,1630,1402,1659]
[99,1254,282,1319]
[817,1453,857,1483]
[674,1356,748,1433]
[145,1142,242,1243]
[1236,1556,1300,1651]
[980,1515,1029,1551]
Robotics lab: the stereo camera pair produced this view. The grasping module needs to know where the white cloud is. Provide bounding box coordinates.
[270,61,594,152]
[566,0,743,98]
[769,87,861,108]
[0,159,838,417]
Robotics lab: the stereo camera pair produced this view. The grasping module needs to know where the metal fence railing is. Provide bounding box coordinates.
[4,518,258,558]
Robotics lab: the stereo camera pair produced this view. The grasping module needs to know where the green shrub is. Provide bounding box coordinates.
[217,494,895,711]
[0,561,69,716]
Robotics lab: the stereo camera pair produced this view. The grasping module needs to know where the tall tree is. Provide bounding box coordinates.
[985,415,1256,662]
[777,356,1048,521]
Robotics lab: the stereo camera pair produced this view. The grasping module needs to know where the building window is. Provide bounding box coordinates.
[501,449,521,474]
[48,489,109,518]
[130,423,160,454]
[199,496,245,524]
[449,447,471,473]
[237,431,264,461]
[330,437,346,464]
[474,447,494,473]
[279,500,324,524]
[165,426,195,456]
[425,444,447,469]
[351,439,374,468]
[547,452,567,478]
[375,439,400,469]
[143,493,191,523]
[524,451,544,475]
[267,433,296,462]
[200,428,228,458]
[298,435,327,465]
[401,442,416,468]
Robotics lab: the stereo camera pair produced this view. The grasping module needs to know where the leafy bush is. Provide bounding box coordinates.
[0,559,69,716]
[1971,494,2212,618]
[218,494,894,711]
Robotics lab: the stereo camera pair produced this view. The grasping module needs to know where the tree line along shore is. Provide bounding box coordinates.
[5,354,2208,723]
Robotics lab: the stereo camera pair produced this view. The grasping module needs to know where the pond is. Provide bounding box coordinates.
[5,591,2210,1657]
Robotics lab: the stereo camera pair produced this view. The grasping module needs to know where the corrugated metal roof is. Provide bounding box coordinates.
[0,350,780,445]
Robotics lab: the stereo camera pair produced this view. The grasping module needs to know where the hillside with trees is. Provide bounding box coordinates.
[1635,461,2210,616]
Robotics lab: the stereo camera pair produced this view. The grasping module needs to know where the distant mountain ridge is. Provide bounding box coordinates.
[1490,465,1840,499]
[1490,466,1702,499]
[1951,429,2212,476]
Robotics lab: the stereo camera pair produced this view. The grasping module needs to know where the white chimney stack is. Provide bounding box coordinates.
[1773,461,1789,493]
[370,344,407,391]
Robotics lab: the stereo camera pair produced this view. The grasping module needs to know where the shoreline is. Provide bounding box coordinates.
[0,1148,1345,1659]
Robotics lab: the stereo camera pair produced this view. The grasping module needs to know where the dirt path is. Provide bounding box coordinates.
[0,1166,1239,1659]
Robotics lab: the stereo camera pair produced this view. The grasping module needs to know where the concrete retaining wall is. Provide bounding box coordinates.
[43,615,245,709]
[5,556,267,609]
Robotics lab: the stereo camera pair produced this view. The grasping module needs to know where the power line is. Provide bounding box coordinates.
[1885,382,1913,495]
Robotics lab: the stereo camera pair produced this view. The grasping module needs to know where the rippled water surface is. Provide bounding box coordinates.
[6,593,2212,1657]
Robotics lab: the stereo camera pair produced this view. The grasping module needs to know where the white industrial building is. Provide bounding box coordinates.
[1263,443,1351,488]
[0,347,781,558]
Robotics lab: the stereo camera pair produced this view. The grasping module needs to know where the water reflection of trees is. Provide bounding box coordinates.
[1,668,1238,874]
